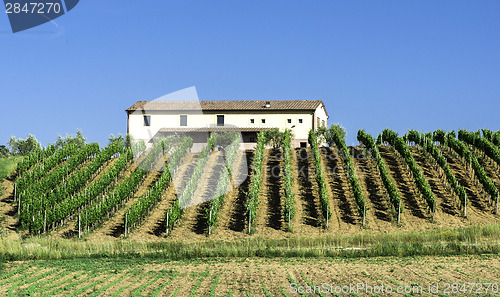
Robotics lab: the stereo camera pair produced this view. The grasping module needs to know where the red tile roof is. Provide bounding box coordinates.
[126,100,324,112]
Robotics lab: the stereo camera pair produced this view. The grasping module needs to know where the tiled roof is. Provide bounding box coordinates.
[126,100,324,112]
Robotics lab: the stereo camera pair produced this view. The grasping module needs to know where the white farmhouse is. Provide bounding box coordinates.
[126,100,328,149]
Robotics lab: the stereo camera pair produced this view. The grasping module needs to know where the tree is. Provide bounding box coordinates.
[54,130,86,149]
[318,124,346,147]
[108,133,125,145]
[262,128,295,149]
[8,134,42,155]
[0,145,9,157]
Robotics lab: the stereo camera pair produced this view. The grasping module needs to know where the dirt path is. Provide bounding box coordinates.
[351,146,394,232]
[84,162,162,241]
[128,153,197,240]
[292,148,322,236]
[254,149,287,237]
[410,147,466,227]
[0,178,23,240]
[211,149,251,239]
[168,151,225,240]
[439,147,498,222]
[476,152,500,204]
[378,146,430,228]
[321,147,360,233]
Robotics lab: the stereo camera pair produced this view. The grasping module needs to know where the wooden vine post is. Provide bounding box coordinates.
[396,198,401,224]
[248,210,251,234]
[496,194,499,215]
[165,212,169,236]
[463,193,467,218]
[78,213,81,239]
[124,212,128,237]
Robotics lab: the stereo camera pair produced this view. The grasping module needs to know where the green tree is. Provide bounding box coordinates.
[318,124,346,147]
[262,128,294,149]
[108,133,125,145]
[0,145,9,157]
[8,134,42,155]
[54,130,86,149]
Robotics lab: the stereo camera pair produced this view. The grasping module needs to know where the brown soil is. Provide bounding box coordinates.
[127,153,198,241]
[410,147,466,228]
[210,149,251,240]
[320,147,360,233]
[439,147,498,221]
[351,146,395,232]
[2,256,498,296]
[84,161,161,241]
[378,145,431,228]
[291,148,323,236]
[253,149,288,237]
[168,151,227,241]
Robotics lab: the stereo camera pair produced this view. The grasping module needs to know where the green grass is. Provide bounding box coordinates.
[0,223,499,261]
[0,156,21,180]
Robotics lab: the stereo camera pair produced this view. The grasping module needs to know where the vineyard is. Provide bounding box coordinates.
[1,129,500,242]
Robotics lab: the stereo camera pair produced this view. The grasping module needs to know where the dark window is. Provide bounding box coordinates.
[298,119,303,124]
[261,119,265,124]
[250,119,255,124]
[217,115,224,126]
[300,142,307,148]
[287,119,292,124]
[317,117,320,129]
[180,115,187,126]
[143,115,151,127]
[250,137,255,142]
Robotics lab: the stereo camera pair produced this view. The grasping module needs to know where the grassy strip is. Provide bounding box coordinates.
[150,273,178,297]
[110,278,141,297]
[0,224,499,261]
[210,274,220,297]
[89,274,128,297]
[130,274,162,297]
[33,272,86,294]
[68,274,114,297]
[0,267,44,286]
[0,156,22,179]
[41,272,100,297]
[6,268,57,295]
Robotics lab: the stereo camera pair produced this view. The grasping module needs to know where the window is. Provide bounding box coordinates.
[143,115,151,127]
[180,115,187,127]
[317,117,320,129]
[250,119,255,124]
[217,115,224,126]
[287,119,292,124]
[322,120,325,127]
[261,118,266,124]
[300,142,307,148]
[298,119,303,124]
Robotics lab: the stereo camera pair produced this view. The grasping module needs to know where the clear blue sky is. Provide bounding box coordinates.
[2,1,500,147]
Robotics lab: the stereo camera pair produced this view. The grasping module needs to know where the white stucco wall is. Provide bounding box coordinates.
[127,105,329,147]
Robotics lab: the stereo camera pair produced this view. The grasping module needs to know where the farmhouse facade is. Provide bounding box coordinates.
[125,100,328,149]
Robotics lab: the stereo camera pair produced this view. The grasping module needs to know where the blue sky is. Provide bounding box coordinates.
[1,1,500,147]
